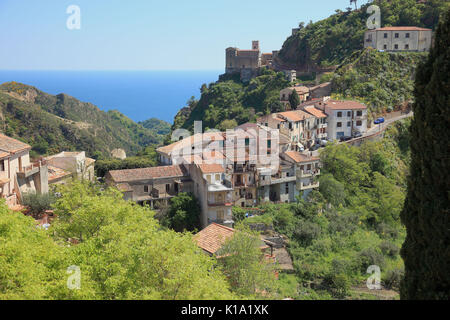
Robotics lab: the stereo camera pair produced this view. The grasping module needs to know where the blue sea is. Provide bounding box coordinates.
[0,70,221,123]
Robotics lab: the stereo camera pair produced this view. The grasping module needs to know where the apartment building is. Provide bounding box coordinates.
[313,99,368,140]
[45,151,95,184]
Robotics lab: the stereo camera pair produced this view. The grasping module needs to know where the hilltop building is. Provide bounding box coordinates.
[364,26,432,52]
[225,41,274,82]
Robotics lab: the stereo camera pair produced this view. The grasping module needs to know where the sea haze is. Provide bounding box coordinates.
[0,70,221,123]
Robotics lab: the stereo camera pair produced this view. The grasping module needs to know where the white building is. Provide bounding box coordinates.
[314,99,368,140]
[364,27,432,52]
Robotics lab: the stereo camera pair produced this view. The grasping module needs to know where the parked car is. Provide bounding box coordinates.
[339,135,352,142]
[374,117,385,124]
[310,144,321,151]
[318,139,329,147]
[352,131,363,138]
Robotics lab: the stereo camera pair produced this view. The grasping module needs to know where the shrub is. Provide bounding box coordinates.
[358,248,385,273]
[21,192,55,217]
[379,241,400,258]
[293,220,321,246]
[383,268,404,290]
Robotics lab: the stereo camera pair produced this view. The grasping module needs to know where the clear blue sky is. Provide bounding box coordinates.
[0,0,365,70]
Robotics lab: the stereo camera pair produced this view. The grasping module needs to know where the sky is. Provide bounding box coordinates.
[0,0,364,70]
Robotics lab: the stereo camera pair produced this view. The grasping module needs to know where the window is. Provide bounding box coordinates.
[285,183,289,194]
[394,44,399,50]
[383,44,387,50]
[267,140,271,149]
[395,33,399,38]
[18,157,22,171]
[347,111,351,117]
[166,184,170,193]
[337,122,342,128]
[0,160,4,172]
[405,44,409,50]
[337,112,342,117]
[384,33,388,38]
[215,174,220,181]
[406,33,410,38]
[286,172,290,177]
[217,210,224,221]
[144,185,149,193]
[206,175,211,184]
[347,122,351,127]
[245,138,249,146]
[357,110,363,117]
[356,120,362,126]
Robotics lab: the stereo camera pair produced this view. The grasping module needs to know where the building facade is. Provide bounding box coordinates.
[364,27,432,52]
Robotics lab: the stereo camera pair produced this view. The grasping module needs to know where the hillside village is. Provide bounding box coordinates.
[0,22,424,253]
[1,0,448,301]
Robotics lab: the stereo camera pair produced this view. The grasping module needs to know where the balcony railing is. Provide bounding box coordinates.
[17,161,47,178]
[297,169,321,178]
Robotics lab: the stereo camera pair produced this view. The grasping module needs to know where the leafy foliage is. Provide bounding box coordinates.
[400,8,450,300]
[161,192,201,232]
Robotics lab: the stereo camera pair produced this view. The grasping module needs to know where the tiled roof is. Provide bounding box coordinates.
[194,223,236,255]
[198,164,225,174]
[108,165,187,183]
[48,166,72,183]
[284,151,319,163]
[278,110,312,122]
[324,100,367,110]
[303,106,327,118]
[0,134,31,154]
[292,86,310,95]
[0,151,10,159]
[374,26,431,31]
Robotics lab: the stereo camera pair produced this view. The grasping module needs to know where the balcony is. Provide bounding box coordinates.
[297,169,321,178]
[17,161,46,178]
[208,179,233,192]
[271,174,296,185]
[298,181,320,190]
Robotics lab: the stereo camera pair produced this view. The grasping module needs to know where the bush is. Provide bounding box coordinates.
[324,272,350,299]
[383,268,404,290]
[22,192,55,217]
[293,220,321,246]
[357,248,385,273]
[379,241,399,258]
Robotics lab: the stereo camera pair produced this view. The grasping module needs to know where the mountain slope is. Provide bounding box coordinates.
[0,82,165,157]
[276,0,449,71]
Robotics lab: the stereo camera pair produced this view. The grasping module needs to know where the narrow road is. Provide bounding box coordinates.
[308,111,414,157]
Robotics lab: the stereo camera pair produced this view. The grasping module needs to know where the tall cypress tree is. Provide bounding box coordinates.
[400,9,450,300]
[289,89,301,109]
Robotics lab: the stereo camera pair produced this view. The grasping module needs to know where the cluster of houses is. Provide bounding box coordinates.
[105,93,368,229]
[0,133,95,210]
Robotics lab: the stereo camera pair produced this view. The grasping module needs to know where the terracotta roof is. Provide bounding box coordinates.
[303,106,327,118]
[0,151,10,159]
[0,134,31,154]
[278,110,313,122]
[198,164,225,174]
[324,100,367,110]
[374,26,432,31]
[292,86,310,95]
[194,223,236,255]
[284,151,319,163]
[116,183,133,192]
[108,165,187,183]
[48,166,72,183]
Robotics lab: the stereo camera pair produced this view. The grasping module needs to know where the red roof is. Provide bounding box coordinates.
[284,151,319,163]
[374,26,432,32]
[107,165,187,183]
[323,100,367,110]
[194,223,235,255]
[198,164,225,174]
[0,134,31,154]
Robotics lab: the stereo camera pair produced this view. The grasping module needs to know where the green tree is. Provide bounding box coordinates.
[400,9,450,300]
[289,89,301,109]
[164,192,201,232]
[218,226,278,298]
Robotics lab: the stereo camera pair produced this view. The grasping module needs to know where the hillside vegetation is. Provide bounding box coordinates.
[241,120,411,299]
[172,68,289,132]
[0,82,167,158]
[277,0,449,70]
[330,48,428,113]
